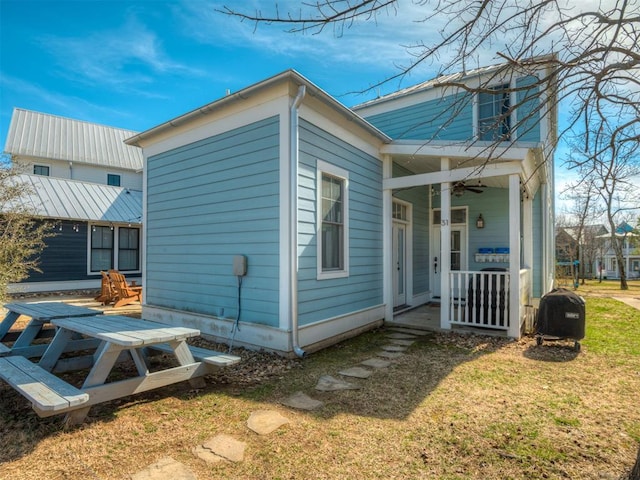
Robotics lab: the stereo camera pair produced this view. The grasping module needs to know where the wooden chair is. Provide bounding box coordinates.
[108,270,143,308]
[94,271,116,305]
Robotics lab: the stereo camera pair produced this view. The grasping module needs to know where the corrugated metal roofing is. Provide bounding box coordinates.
[353,63,508,110]
[10,174,142,224]
[4,108,143,171]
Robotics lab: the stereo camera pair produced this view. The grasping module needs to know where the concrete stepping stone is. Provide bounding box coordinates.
[281,391,324,410]
[338,366,373,379]
[386,332,417,340]
[315,374,361,391]
[132,456,197,480]
[193,445,225,465]
[381,344,408,352]
[360,357,392,368]
[389,339,415,346]
[198,434,246,463]
[377,351,404,359]
[247,410,290,435]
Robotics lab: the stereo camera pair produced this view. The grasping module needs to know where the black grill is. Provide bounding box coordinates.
[536,288,585,351]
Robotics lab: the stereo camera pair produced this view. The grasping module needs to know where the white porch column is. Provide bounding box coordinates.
[382,155,394,323]
[508,174,521,338]
[440,158,452,330]
[523,194,533,302]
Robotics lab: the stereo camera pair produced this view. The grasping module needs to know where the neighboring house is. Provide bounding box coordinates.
[599,222,640,279]
[555,225,608,279]
[126,59,557,356]
[3,108,143,292]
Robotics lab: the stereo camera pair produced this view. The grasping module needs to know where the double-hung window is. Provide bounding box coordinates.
[89,225,140,273]
[91,226,114,272]
[317,160,349,279]
[478,83,511,141]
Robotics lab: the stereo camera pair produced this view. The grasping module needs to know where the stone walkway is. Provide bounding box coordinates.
[130,327,428,479]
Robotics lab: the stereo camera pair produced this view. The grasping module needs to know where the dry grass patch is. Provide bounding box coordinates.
[1,295,639,479]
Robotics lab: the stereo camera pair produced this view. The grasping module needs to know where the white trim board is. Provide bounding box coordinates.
[142,304,384,356]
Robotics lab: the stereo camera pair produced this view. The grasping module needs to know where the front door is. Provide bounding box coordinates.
[393,222,407,307]
[431,226,466,298]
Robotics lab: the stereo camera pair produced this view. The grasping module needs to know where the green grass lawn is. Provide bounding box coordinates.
[1,293,639,479]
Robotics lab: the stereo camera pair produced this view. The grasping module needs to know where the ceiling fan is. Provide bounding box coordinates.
[451,181,486,196]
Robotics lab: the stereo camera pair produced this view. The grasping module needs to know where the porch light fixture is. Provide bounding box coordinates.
[476,214,485,229]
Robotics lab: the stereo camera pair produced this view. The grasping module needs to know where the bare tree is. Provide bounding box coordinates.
[565,123,640,289]
[559,177,605,284]
[221,1,640,161]
[0,158,53,302]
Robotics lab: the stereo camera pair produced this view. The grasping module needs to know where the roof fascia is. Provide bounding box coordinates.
[126,70,391,148]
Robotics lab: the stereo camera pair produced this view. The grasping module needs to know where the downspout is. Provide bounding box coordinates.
[290,84,306,358]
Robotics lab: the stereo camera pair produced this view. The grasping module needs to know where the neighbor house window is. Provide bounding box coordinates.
[107,174,121,186]
[89,225,141,273]
[33,165,50,176]
[118,227,139,271]
[317,160,349,279]
[478,83,511,141]
[91,226,114,271]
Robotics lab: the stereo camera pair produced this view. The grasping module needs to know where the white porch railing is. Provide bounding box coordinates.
[449,270,510,330]
[449,269,532,334]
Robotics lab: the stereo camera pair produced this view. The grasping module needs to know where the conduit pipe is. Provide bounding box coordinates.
[290,84,306,358]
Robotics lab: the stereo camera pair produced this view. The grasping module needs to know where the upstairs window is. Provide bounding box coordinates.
[317,160,349,279]
[478,84,511,141]
[107,174,121,186]
[33,165,50,176]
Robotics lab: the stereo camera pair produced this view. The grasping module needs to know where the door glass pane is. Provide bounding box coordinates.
[451,231,461,270]
[398,228,404,294]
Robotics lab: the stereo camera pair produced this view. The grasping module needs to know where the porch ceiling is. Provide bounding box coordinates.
[392,156,511,189]
[383,140,544,195]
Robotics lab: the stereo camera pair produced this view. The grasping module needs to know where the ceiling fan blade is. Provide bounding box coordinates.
[465,187,484,193]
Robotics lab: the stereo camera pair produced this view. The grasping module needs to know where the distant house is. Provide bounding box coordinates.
[3,108,143,292]
[599,222,640,279]
[126,59,557,355]
[555,225,608,279]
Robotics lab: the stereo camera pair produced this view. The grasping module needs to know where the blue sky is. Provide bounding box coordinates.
[1,0,440,148]
[2,0,587,209]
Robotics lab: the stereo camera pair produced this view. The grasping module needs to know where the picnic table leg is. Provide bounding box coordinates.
[128,349,150,376]
[0,312,20,340]
[170,340,206,389]
[64,341,123,427]
[12,319,47,348]
[39,328,75,372]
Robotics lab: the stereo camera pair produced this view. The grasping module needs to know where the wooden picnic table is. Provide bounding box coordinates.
[0,315,241,426]
[0,302,100,357]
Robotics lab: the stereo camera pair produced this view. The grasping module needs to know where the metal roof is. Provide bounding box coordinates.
[10,174,142,224]
[353,55,557,111]
[4,108,143,171]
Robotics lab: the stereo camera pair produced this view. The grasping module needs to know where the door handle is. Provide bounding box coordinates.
[434,256,438,274]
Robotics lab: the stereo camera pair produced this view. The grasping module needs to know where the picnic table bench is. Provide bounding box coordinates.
[0,302,100,358]
[0,314,241,425]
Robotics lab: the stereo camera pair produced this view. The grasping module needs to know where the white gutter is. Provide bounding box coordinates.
[290,85,306,358]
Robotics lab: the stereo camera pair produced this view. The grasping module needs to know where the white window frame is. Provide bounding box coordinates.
[475,81,514,141]
[87,224,142,275]
[107,173,121,186]
[316,160,349,280]
[33,164,51,176]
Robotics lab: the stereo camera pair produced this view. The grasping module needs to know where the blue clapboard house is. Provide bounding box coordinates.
[124,59,557,356]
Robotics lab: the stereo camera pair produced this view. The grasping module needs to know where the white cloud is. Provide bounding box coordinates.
[38,15,202,94]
